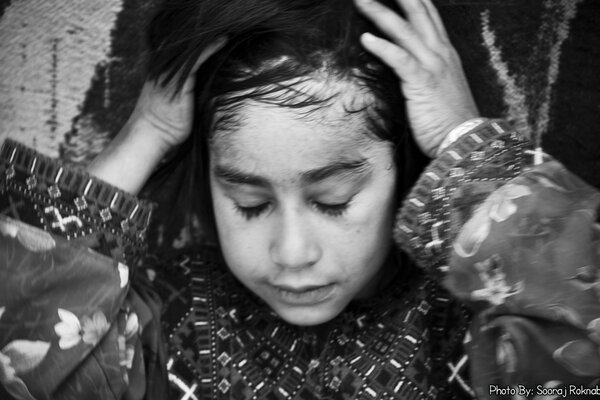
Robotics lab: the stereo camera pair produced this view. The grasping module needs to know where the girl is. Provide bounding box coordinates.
[1,0,598,399]
[87,0,479,397]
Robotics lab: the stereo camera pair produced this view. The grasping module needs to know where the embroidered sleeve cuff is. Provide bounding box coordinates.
[394,119,534,280]
[436,118,488,156]
[0,139,155,263]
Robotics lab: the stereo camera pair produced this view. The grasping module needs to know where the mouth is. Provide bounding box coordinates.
[271,283,336,305]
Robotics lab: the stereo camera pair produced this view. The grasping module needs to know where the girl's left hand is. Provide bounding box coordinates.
[355,0,480,157]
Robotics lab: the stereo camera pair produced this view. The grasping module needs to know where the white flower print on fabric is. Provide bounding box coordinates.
[124,312,139,340]
[454,184,532,258]
[54,309,110,349]
[121,312,140,370]
[118,262,129,288]
[470,254,524,306]
[55,309,82,350]
[81,311,110,346]
[0,340,51,400]
[0,217,56,252]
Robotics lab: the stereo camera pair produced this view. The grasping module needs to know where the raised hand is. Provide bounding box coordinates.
[130,37,227,147]
[355,0,479,157]
[87,38,226,193]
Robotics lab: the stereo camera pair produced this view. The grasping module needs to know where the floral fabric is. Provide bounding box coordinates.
[396,120,600,397]
[446,160,600,397]
[0,216,163,400]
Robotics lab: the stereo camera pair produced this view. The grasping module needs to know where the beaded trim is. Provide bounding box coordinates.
[394,120,533,280]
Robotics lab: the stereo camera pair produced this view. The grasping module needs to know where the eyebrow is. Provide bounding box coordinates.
[301,159,370,183]
[213,159,371,187]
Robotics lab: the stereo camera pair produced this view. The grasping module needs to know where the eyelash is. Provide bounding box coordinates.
[235,200,351,220]
[313,201,349,217]
[235,203,270,219]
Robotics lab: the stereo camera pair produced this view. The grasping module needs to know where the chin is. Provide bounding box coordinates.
[270,301,344,327]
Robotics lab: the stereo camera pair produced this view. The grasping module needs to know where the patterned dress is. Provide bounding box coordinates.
[1,119,598,399]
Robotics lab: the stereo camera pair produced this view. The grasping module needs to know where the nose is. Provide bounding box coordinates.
[270,207,321,270]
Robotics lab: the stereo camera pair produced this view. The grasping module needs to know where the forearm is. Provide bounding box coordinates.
[395,118,532,276]
[395,119,600,394]
[0,139,162,399]
[87,117,171,195]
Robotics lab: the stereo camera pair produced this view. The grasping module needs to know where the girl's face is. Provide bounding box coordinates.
[209,84,397,326]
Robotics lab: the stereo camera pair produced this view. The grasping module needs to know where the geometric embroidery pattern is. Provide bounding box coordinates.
[151,249,474,400]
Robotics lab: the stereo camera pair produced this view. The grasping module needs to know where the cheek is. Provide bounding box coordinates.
[210,186,268,279]
[328,177,396,272]
[354,171,397,235]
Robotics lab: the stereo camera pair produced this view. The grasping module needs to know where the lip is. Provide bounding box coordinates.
[271,283,336,305]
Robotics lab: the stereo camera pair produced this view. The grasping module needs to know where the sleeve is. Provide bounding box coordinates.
[395,120,600,398]
[0,139,168,400]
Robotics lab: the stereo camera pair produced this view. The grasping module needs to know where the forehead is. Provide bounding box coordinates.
[210,77,387,175]
[210,105,384,181]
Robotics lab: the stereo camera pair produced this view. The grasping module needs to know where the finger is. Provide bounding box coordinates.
[355,0,438,67]
[157,36,228,99]
[360,32,430,84]
[180,36,228,94]
[419,0,450,43]
[396,0,444,47]
[190,36,228,75]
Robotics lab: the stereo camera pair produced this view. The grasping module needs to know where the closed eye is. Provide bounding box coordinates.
[235,203,270,220]
[234,198,354,220]
[312,200,351,217]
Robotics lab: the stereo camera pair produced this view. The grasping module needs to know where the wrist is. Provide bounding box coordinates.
[436,117,487,157]
[124,115,176,159]
[395,119,532,279]
[87,117,174,194]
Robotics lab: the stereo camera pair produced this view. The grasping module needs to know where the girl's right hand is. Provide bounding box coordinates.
[87,38,226,194]
[130,37,227,148]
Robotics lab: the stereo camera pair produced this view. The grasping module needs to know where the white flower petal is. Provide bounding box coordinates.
[124,313,139,340]
[0,218,19,238]
[58,335,81,350]
[55,309,82,349]
[0,307,5,321]
[489,200,517,222]
[82,311,110,346]
[0,351,16,381]
[92,311,108,328]
[53,321,78,338]
[125,346,135,369]
[118,263,129,288]
[16,227,56,252]
[454,219,490,258]
[1,340,51,374]
[57,309,81,328]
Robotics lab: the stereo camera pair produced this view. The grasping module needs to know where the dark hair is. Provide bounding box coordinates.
[145,0,428,244]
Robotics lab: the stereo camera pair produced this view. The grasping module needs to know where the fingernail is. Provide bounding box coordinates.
[362,32,377,42]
